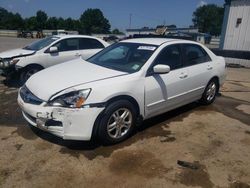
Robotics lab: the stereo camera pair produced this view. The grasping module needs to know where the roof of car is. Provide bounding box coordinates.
[53,34,101,40]
[121,38,180,46]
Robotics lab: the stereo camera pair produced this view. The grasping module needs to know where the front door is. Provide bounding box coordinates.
[44,38,80,67]
[145,44,191,118]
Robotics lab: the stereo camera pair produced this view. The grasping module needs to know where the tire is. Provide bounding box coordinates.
[20,66,43,85]
[200,79,219,105]
[98,100,137,145]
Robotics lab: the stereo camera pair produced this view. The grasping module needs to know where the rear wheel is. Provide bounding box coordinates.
[98,100,137,144]
[200,79,218,105]
[20,66,43,84]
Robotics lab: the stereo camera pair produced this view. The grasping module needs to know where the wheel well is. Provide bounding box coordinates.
[91,95,141,141]
[22,64,44,71]
[106,95,140,116]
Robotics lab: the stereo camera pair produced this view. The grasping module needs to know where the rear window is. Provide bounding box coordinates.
[183,44,211,66]
[79,38,104,49]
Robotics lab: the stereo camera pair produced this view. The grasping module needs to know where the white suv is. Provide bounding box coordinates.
[0,35,109,83]
[18,38,226,144]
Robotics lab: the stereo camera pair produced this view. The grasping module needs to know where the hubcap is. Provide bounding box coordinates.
[107,108,132,139]
[206,82,216,101]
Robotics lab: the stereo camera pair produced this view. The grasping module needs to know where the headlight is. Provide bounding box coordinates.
[1,59,19,68]
[3,60,9,67]
[10,59,20,65]
[49,89,91,108]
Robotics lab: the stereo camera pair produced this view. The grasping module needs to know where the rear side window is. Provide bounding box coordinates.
[183,44,211,66]
[54,38,79,52]
[154,44,182,70]
[79,38,104,50]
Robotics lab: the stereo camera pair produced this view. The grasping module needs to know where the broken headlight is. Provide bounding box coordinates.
[0,59,19,68]
[49,89,91,108]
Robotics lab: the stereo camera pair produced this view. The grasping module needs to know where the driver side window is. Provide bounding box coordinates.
[53,38,79,52]
[154,44,182,70]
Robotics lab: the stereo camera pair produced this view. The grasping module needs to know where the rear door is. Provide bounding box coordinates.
[181,44,213,98]
[79,38,105,60]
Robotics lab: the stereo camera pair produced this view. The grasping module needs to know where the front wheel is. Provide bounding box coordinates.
[98,100,137,144]
[200,79,219,105]
[20,66,42,85]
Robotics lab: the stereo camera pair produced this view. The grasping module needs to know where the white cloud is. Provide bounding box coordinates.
[197,0,207,7]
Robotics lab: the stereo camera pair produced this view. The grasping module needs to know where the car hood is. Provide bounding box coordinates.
[26,58,127,101]
[0,48,35,59]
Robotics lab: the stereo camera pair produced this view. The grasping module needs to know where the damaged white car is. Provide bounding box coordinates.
[18,38,226,144]
[0,35,109,83]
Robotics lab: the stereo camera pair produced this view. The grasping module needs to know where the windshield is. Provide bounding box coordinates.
[23,36,60,51]
[88,42,158,73]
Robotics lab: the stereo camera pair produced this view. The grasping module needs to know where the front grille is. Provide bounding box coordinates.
[20,85,44,105]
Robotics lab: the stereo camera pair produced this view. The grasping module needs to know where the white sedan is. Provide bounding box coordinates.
[17,38,226,144]
[0,35,109,83]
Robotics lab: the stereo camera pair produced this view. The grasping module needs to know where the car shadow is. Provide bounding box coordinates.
[30,101,202,151]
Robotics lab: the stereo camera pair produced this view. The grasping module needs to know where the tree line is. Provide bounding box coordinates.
[0,4,224,36]
[0,7,124,34]
[192,4,224,36]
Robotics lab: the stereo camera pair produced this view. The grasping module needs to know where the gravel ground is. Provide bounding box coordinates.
[0,37,250,188]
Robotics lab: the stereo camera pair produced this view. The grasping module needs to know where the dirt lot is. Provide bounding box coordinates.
[0,37,250,188]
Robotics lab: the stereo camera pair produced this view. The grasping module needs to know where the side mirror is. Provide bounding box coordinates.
[48,46,58,53]
[153,64,170,74]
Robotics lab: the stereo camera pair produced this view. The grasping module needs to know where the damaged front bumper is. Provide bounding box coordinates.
[17,93,104,141]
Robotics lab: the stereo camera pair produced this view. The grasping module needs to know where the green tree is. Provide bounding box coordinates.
[57,17,66,29]
[80,8,111,34]
[0,7,24,29]
[46,17,58,29]
[192,4,224,36]
[36,10,47,30]
[10,13,24,29]
[25,16,37,30]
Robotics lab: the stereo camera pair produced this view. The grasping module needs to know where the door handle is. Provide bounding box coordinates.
[75,53,81,57]
[179,73,188,79]
[207,66,213,70]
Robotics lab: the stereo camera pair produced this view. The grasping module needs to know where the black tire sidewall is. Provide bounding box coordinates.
[98,100,137,144]
[20,67,42,84]
[201,79,218,105]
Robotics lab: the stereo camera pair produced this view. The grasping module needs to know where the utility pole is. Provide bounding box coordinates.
[129,14,132,29]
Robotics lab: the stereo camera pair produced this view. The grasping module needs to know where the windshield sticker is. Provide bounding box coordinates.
[132,64,140,70]
[138,46,156,51]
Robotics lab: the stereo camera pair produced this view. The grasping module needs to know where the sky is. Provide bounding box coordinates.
[0,0,224,31]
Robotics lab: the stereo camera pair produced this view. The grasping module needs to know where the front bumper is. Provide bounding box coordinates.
[17,93,104,141]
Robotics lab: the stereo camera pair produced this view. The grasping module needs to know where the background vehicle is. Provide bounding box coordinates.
[52,30,68,35]
[0,35,109,83]
[18,38,226,144]
[17,31,34,38]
